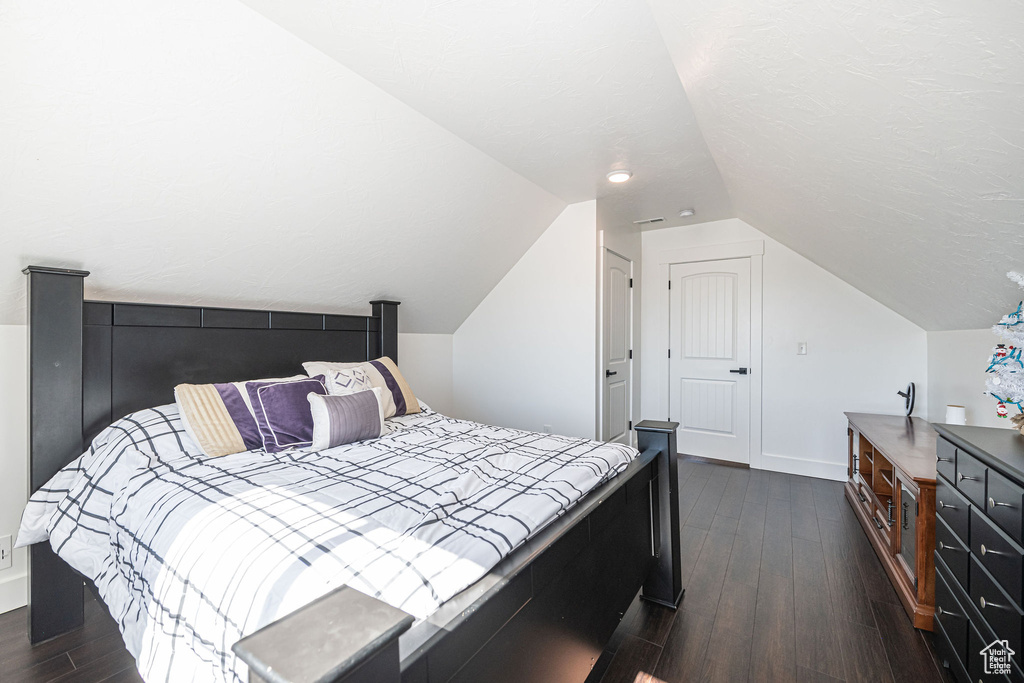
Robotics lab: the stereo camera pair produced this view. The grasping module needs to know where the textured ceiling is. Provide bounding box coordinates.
[647,0,1024,330]
[0,0,564,333]
[236,0,733,231]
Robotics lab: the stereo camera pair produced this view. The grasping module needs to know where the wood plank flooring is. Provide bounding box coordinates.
[590,460,955,683]
[0,592,141,683]
[0,460,953,683]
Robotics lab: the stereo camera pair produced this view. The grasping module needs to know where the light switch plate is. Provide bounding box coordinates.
[0,535,11,570]
[797,342,808,355]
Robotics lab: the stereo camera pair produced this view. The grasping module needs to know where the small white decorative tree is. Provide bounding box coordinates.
[986,272,1024,434]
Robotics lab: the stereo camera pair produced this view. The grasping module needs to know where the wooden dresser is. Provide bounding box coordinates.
[845,412,937,630]
[932,424,1024,682]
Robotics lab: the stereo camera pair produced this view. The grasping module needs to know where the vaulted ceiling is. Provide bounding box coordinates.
[233,0,1024,330]
[2,0,1021,332]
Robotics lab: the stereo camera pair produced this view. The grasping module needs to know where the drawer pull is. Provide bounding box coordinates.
[938,500,957,510]
[958,472,978,482]
[858,492,867,503]
[938,541,964,553]
[937,605,965,619]
[873,517,884,530]
[989,497,1014,509]
[979,596,1009,611]
[937,456,953,463]
[980,544,1005,557]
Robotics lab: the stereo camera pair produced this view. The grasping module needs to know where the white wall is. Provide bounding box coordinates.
[398,333,454,417]
[0,326,28,614]
[0,0,563,334]
[641,219,928,481]
[928,329,1013,429]
[453,201,598,438]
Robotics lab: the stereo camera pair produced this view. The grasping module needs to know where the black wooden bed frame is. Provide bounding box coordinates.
[24,265,682,683]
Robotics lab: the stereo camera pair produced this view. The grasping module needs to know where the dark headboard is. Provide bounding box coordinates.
[26,265,400,485]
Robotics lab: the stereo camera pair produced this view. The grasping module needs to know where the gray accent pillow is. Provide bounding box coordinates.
[307,388,386,450]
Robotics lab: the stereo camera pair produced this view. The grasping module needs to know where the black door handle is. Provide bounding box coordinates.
[605,370,617,377]
[729,368,748,375]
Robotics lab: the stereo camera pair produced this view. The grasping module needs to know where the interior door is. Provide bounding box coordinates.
[669,258,751,464]
[603,250,632,444]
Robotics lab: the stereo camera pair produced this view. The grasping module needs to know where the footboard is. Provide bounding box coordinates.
[234,423,680,683]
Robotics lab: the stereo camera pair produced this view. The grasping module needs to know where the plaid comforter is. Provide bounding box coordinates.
[18,404,636,682]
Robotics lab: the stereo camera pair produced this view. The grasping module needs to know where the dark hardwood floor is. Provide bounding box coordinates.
[588,460,954,683]
[0,460,952,682]
[0,591,141,683]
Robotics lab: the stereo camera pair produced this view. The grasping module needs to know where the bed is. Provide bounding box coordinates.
[20,266,681,683]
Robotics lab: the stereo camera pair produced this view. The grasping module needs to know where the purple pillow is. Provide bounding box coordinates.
[245,375,327,453]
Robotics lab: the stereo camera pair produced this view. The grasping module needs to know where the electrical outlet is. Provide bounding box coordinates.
[797,342,808,356]
[543,425,552,434]
[0,535,11,570]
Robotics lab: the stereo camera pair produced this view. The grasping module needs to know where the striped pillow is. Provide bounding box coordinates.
[303,357,419,418]
[307,388,386,450]
[175,374,308,457]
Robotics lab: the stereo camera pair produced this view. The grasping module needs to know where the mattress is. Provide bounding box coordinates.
[18,403,636,683]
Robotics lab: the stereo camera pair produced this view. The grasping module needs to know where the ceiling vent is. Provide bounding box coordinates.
[632,217,665,225]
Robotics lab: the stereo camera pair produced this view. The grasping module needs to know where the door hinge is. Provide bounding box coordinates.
[668,280,671,290]
[668,349,671,358]
[629,278,633,288]
[628,420,632,430]
[629,349,633,359]
[915,502,919,516]
[914,576,918,591]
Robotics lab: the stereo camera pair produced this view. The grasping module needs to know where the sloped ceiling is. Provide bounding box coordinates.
[3,0,1018,333]
[647,0,1024,330]
[0,0,564,333]
[235,0,732,232]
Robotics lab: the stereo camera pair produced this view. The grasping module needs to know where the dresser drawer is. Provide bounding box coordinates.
[937,475,971,543]
[935,561,970,670]
[970,555,1022,658]
[936,515,970,590]
[957,449,988,509]
[972,509,1024,610]
[937,437,957,483]
[934,615,969,683]
[967,617,1022,683]
[989,468,1024,545]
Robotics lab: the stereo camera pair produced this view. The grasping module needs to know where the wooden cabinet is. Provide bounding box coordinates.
[845,413,937,630]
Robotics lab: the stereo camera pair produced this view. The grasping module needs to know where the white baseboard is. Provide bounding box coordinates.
[759,452,847,482]
[0,571,27,615]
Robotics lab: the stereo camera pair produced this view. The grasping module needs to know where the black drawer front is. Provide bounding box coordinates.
[967,616,1022,682]
[972,510,1024,610]
[937,437,957,483]
[957,449,988,509]
[934,615,969,683]
[970,555,1023,658]
[989,468,1024,545]
[937,515,970,591]
[936,562,970,670]
[938,475,971,544]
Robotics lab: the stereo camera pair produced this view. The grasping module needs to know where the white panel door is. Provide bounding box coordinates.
[603,250,632,444]
[669,258,751,464]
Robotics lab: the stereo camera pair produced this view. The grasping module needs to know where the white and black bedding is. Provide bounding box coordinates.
[18,404,636,683]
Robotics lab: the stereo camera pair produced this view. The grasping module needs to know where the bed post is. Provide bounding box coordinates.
[23,266,89,643]
[370,300,400,364]
[634,420,683,609]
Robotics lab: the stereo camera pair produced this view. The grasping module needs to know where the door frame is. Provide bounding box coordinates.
[650,240,764,470]
[597,247,634,446]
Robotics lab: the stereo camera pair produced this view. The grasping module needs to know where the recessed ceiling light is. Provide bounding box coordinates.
[607,170,632,183]
[679,208,695,217]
